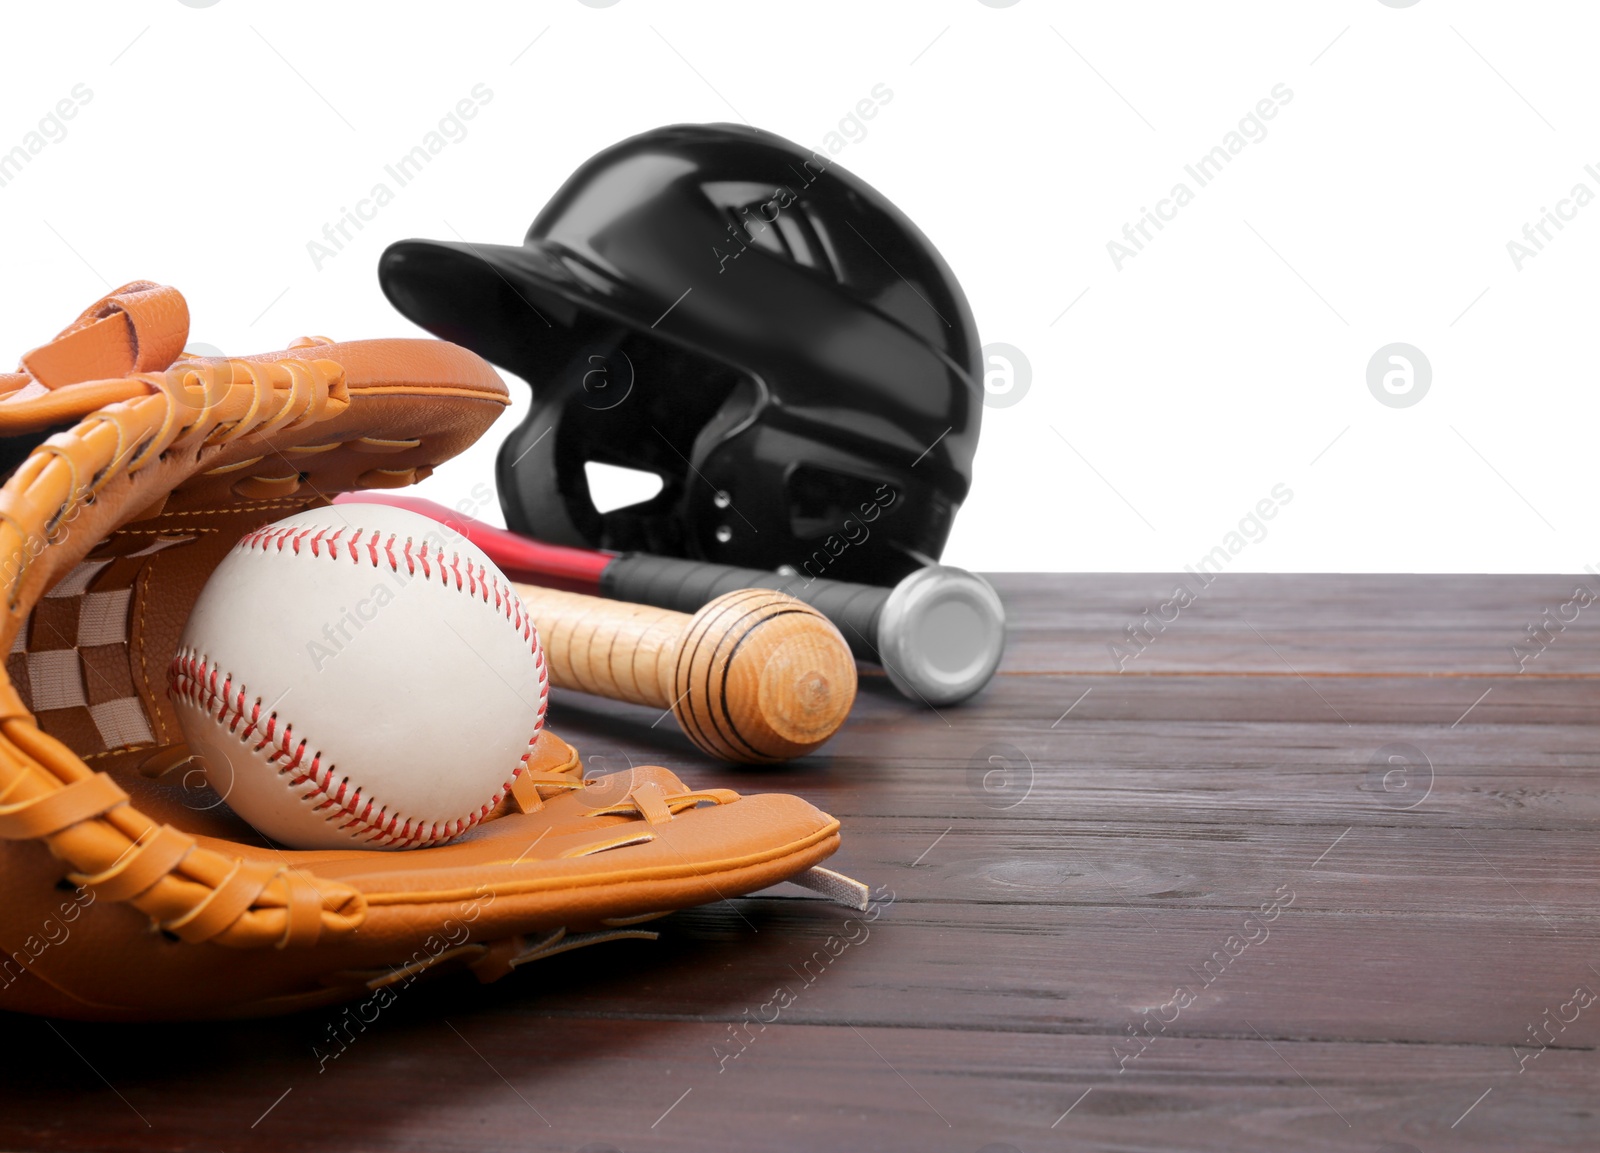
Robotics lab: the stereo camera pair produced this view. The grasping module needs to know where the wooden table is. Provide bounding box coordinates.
[4,575,1596,1152]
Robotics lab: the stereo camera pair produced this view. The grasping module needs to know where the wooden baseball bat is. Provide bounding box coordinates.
[516,584,857,763]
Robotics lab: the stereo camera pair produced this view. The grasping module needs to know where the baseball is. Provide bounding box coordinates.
[167,503,548,850]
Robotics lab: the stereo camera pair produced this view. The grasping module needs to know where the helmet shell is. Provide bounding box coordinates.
[379,123,983,585]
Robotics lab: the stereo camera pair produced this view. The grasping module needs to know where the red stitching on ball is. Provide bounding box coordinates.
[236,521,545,658]
[166,648,545,848]
[175,516,554,845]
[169,654,541,848]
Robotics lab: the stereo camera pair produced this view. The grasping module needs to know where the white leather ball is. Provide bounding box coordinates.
[168,503,548,850]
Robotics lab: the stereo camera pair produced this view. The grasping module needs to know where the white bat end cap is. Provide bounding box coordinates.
[877,566,1006,706]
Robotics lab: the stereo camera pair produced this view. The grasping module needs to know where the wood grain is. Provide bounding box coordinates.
[2,574,1596,1152]
[518,584,857,763]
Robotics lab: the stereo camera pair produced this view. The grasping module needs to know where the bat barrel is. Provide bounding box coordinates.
[517,585,679,708]
[515,584,856,763]
[670,589,858,763]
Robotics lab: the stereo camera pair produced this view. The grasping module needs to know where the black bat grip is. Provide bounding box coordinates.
[600,554,889,661]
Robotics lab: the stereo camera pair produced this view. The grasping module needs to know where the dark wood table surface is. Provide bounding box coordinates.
[4,574,1597,1153]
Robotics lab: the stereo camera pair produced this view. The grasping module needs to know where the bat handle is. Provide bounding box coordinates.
[515,584,857,763]
[600,555,1005,706]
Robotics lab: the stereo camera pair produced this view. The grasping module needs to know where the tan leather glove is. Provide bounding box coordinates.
[0,282,861,1021]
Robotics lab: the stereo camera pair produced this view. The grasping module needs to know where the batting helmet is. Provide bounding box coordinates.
[378,122,983,585]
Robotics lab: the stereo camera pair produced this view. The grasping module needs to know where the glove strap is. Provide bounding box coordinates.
[17,281,189,389]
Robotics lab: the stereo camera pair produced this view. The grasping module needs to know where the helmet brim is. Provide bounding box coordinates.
[378,238,658,369]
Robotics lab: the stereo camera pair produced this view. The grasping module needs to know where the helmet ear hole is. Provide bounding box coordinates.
[584,461,666,515]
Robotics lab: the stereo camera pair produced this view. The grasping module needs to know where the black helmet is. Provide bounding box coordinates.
[378,122,982,586]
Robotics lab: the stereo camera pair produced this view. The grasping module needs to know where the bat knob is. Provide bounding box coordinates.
[671,589,858,762]
[877,566,1007,705]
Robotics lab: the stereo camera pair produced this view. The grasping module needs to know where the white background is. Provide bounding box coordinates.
[0,0,1593,574]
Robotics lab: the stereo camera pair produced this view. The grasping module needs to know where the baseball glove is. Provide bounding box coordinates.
[0,281,862,1021]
